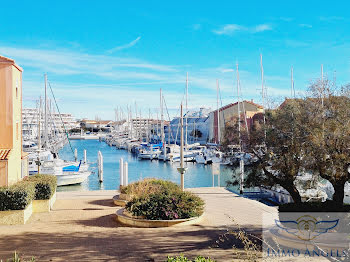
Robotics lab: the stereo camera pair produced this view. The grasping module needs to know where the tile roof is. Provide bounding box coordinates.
[0,55,23,71]
[218,100,263,112]
[0,149,11,160]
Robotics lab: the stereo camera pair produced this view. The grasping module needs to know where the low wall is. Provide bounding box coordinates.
[115,208,203,228]
[0,202,32,225]
[33,191,57,213]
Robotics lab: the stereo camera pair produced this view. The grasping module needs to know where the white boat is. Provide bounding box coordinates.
[23,141,38,152]
[138,145,162,160]
[28,150,89,175]
[56,171,91,186]
[195,151,212,164]
[38,159,91,186]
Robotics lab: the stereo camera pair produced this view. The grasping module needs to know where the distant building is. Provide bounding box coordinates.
[208,100,264,143]
[80,120,113,130]
[0,55,28,186]
[22,108,78,140]
[166,108,211,145]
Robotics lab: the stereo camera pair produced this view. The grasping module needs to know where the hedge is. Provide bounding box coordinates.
[0,181,35,211]
[26,174,57,200]
[0,175,57,211]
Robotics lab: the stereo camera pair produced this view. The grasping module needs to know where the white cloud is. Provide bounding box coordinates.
[213,24,272,35]
[213,24,244,35]
[299,24,312,28]
[106,36,141,53]
[280,17,294,22]
[253,24,273,33]
[319,16,344,22]
[192,24,201,30]
[285,39,310,48]
[2,44,298,119]
[0,45,176,80]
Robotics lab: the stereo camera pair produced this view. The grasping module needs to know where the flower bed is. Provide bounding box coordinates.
[120,178,179,199]
[116,179,204,227]
[126,190,204,220]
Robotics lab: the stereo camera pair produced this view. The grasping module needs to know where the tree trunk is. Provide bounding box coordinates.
[283,183,302,203]
[332,180,346,205]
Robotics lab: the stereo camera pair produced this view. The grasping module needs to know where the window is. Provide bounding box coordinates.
[16,80,18,99]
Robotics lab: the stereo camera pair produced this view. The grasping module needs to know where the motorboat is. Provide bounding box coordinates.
[138,142,162,160]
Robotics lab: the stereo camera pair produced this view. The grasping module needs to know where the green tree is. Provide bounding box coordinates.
[303,80,350,204]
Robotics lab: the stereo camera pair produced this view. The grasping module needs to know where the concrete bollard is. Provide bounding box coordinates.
[124,162,128,186]
[119,158,124,189]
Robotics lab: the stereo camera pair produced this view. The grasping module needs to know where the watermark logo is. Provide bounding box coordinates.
[262,212,350,259]
[275,215,339,241]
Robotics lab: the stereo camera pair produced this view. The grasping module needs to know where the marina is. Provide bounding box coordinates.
[1,2,350,260]
[57,139,236,191]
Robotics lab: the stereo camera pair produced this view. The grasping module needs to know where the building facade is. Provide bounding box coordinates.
[166,108,211,145]
[22,108,78,140]
[0,55,28,186]
[208,100,264,143]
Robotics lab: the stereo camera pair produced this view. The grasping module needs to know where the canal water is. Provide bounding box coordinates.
[58,140,239,192]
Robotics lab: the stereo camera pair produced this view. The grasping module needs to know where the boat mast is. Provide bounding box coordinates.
[44,73,48,149]
[185,72,188,147]
[180,103,185,191]
[291,66,295,98]
[37,98,42,174]
[321,64,324,107]
[260,54,267,143]
[160,88,166,159]
[135,102,138,139]
[236,63,241,152]
[147,109,150,143]
[216,79,220,145]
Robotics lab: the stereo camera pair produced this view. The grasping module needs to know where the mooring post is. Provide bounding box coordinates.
[124,161,128,186]
[119,158,124,189]
[98,151,103,182]
[83,149,87,164]
[239,158,244,195]
[74,148,78,162]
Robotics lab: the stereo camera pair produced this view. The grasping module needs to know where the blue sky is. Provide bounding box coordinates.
[1,1,349,120]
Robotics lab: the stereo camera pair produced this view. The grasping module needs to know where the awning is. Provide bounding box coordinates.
[0,149,11,160]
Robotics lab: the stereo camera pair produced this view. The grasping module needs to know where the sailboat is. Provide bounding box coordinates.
[28,74,91,186]
[138,89,164,160]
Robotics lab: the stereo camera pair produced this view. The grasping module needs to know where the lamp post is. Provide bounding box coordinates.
[177,103,187,191]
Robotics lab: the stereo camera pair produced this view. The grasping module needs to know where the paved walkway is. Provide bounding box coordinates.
[0,188,302,261]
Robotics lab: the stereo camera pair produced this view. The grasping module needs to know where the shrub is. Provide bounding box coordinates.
[0,181,35,211]
[166,255,215,262]
[26,175,57,200]
[121,178,180,198]
[126,189,204,220]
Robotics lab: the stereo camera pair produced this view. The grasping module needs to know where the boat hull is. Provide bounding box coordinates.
[56,172,91,186]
